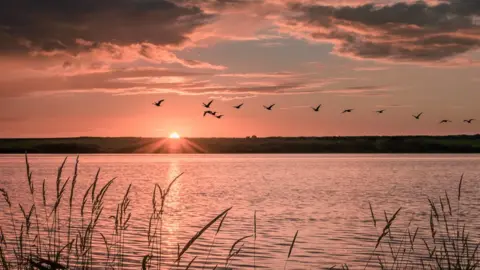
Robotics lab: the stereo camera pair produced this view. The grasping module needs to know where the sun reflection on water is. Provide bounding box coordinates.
[163,159,182,253]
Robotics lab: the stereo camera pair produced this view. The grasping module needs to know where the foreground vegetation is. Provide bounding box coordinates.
[0,155,479,269]
[1,135,480,153]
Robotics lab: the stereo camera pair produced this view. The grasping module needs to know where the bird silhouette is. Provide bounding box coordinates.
[233,103,244,109]
[312,104,322,112]
[376,110,385,114]
[203,100,214,108]
[413,112,423,119]
[203,110,216,117]
[464,119,475,123]
[216,115,224,119]
[153,99,164,107]
[264,104,275,110]
[342,109,353,113]
[439,119,452,124]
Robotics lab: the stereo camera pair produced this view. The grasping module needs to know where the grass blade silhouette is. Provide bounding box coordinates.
[177,207,232,261]
[202,212,228,270]
[141,255,151,270]
[288,230,298,258]
[185,256,197,270]
[284,230,298,270]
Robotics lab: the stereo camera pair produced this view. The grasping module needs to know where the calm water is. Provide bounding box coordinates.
[1,154,480,269]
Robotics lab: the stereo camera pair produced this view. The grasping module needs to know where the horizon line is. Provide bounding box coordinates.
[1,134,480,140]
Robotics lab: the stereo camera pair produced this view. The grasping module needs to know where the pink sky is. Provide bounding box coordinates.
[0,0,479,137]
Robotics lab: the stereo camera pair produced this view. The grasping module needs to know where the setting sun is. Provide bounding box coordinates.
[169,132,181,139]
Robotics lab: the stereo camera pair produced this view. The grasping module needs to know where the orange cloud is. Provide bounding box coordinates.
[320,85,392,96]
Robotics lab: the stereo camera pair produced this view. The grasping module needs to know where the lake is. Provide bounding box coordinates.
[1,154,480,269]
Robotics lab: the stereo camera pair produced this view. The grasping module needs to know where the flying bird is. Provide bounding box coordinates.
[376,110,385,114]
[216,115,224,119]
[264,104,275,111]
[233,103,244,109]
[413,112,423,119]
[153,99,164,107]
[203,110,216,117]
[312,104,322,112]
[203,100,214,108]
[464,119,475,123]
[342,109,353,113]
[439,119,452,124]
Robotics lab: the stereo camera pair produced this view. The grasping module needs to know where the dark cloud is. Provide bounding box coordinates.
[179,0,261,9]
[0,0,211,55]
[209,0,263,9]
[287,0,480,62]
[3,0,478,67]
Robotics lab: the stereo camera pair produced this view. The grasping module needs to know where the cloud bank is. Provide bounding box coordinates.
[0,0,479,99]
[1,0,478,66]
[284,0,480,62]
[0,0,209,54]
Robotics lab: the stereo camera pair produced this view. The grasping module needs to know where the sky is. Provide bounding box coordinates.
[0,0,479,138]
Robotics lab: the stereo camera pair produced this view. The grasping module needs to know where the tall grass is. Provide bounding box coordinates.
[357,174,479,270]
[147,172,184,270]
[0,155,479,269]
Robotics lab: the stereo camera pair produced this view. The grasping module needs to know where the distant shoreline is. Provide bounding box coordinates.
[1,135,479,154]
[2,134,480,139]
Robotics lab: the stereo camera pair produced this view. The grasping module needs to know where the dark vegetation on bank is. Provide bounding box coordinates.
[1,135,480,154]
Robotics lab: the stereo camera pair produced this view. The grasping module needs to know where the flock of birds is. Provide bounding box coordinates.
[152,99,476,124]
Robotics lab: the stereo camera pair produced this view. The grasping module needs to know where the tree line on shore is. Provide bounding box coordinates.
[0,135,479,153]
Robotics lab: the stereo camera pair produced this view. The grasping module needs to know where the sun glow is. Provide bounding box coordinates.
[169,132,181,139]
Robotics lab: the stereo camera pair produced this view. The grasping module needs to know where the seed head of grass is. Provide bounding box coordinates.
[458,173,464,202]
[229,235,252,257]
[369,202,376,228]
[0,188,11,207]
